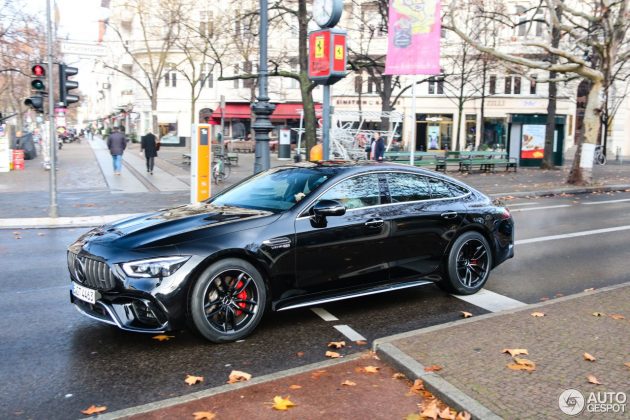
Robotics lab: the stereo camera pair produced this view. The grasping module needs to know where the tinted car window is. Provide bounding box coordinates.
[428,177,469,199]
[319,174,381,210]
[211,167,329,212]
[386,173,431,203]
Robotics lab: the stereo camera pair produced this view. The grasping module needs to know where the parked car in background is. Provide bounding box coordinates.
[68,161,514,343]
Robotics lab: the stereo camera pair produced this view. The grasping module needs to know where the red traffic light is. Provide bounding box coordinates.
[32,64,45,77]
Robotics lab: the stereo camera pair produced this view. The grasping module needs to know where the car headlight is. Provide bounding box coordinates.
[121,256,190,278]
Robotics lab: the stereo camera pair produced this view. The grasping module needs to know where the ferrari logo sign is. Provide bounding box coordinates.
[315,36,325,58]
[335,45,344,60]
[308,28,347,85]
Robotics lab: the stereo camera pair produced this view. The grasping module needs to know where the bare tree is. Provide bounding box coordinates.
[446,0,630,185]
[101,0,184,134]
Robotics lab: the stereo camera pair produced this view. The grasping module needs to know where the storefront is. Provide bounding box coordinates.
[414,114,453,151]
[508,114,566,167]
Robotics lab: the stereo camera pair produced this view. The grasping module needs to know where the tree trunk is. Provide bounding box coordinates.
[567,79,602,185]
[479,58,487,150]
[380,74,393,134]
[541,72,557,169]
[300,73,317,152]
[151,94,158,136]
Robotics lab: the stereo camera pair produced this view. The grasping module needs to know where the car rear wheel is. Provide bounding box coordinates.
[190,258,267,343]
[441,231,492,295]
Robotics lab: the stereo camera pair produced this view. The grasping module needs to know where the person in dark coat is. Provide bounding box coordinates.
[140,131,158,174]
[106,127,127,175]
[374,136,386,162]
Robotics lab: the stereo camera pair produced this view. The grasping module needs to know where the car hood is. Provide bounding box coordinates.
[76,203,278,250]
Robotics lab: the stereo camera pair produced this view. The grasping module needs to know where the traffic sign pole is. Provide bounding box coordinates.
[46,0,57,217]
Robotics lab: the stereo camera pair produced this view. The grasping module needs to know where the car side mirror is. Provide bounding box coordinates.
[311,199,345,225]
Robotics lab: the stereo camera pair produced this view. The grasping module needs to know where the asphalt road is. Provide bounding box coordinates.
[1,191,629,418]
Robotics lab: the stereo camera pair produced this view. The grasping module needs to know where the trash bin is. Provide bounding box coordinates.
[12,149,24,170]
[278,128,291,160]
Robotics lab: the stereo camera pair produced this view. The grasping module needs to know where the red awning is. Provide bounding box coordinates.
[211,103,322,121]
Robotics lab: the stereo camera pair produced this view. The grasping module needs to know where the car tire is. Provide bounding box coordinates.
[440,231,492,295]
[189,258,267,343]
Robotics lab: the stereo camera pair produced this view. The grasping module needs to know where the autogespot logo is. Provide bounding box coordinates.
[559,389,586,416]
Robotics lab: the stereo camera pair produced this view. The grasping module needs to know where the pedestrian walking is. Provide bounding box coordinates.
[374,135,386,162]
[140,131,159,174]
[364,134,373,160]
[106,126,127,175]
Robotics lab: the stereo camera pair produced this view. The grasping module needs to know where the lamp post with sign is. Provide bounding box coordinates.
[308,0,347,160]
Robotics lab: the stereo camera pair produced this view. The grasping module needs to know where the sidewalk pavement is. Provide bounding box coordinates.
[2,138,630,418]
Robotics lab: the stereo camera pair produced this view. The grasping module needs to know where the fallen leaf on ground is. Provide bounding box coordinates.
[540,297,549,301]
[341,380,357,386]
[392,372,407,380]
[610,314,625,320]
[81,405,107,415]
[311,370,327,379]
[325,350,342,358]
[531,312,545,317]
[461,311,473,318]
[584,288,595,292]
[507,358,536,372]
[555,293,564,297]
[192,411,216,420]
[502,348,528,357]
[185,375,204,386]
[587,375,602,385]
[327,341,346,349]
[439,407,457,420]
[592,312,606,317]
[420,400,439,420]
[408,379,424,394]
[362,365,380,373]
[227,370,251,384]
[296,351,304,357]
[424,365,443,372]
[583,353,596,362]
[272,396,296,411]
[404,414,421,420]
[152,334,175,341]
[455,412,472,420]
[289,384,302,390]
[624,362,630,369]
[355,340,367,345]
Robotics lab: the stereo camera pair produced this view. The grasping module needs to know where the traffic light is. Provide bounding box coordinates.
[24,63,46,112]
[59,63,79,106]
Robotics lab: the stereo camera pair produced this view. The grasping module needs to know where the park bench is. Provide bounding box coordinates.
[384,151,443,171]
[457,151,517,173]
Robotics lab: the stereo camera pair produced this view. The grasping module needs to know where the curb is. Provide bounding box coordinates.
[489,184,630,199]
[94,353,364,420]
[372,281,630,420]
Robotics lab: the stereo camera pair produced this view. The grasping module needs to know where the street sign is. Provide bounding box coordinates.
[308,28,347,85]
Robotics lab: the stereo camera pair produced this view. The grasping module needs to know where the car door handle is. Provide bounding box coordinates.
[364,219,384,228]
[441,211,458,219]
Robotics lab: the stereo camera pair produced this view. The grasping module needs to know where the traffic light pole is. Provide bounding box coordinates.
[46,0,57,218]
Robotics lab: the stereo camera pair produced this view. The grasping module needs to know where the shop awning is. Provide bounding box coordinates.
[211,103,322,121]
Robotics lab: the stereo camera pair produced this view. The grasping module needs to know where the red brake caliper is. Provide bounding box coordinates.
[235,280,247,316]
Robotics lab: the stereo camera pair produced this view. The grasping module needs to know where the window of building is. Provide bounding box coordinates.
[234,13,241,36]
[465,114,477,148]
[243,61,254,88]
[233,65,240,88]
[517,6,527,37]
[367,75,377,93]
[199,11,214,37]
[386,173,431,203]
[320,174,381,210]
[489,75,497,94]
[505,74,521,94]
[164,71,176,87]
[529,74,537,94]
[428,75,444,95]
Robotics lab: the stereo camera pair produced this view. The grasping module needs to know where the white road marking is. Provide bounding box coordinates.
[334,325,367,341]
[515,224,630,245]
[582,198,630,205]
[453,289,526,313]
[311,307,339,321]
[511,205,571,212]
[506,202,541,207]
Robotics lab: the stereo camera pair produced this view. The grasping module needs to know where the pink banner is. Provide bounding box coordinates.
[385,0,441,75]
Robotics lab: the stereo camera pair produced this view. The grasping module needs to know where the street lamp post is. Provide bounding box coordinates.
[46,0,57,218]
[252,0,275,174]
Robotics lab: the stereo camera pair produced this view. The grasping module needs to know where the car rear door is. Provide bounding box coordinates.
[382,172,468,281]
[293,173,390,294]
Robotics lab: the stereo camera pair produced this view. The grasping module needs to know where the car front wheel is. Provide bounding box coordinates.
[442,231,492,295]
[190,258,267,343]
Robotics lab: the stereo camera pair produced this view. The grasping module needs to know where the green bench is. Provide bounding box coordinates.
[384,151,443,170]
[456,151,517,173]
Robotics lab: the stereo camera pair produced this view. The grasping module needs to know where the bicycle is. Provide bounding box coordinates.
[594,145,607,165]
[212,154,232,185]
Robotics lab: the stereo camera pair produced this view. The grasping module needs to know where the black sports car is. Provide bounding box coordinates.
[68,161,514,342]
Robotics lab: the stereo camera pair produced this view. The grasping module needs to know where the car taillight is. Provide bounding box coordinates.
[500,208,512,220]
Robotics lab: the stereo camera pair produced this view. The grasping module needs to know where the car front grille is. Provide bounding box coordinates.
[68,251,117,291]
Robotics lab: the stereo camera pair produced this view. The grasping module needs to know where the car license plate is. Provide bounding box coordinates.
[72,282,96,304]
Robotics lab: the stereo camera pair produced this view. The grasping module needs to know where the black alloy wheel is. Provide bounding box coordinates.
[190,258,267,343]
[442,231,492,295]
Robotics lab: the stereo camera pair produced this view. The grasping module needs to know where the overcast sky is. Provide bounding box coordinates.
[26,0,106,43]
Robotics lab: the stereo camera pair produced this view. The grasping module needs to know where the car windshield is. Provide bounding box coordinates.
[209,167,332,212]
